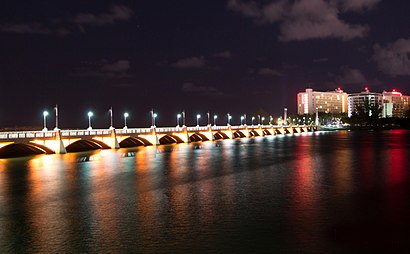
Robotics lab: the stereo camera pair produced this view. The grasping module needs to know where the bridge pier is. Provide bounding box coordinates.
[55,130,67,154]
[151,127,160,145]
[110,129,120,149]
[182,126,190,143]
[206,125,215,141]
[242,125,250,138]
[226,125,234,139]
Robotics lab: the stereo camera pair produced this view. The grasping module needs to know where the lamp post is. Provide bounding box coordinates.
[261,116,265,125]
[258,115,261,125]
[214,115,217,126]
[182,110,186,126]
[244,114,247,125]
[207,112,210,126]
[123,112,129,129]
[177,113,181,127]
[240,116,244,125]
[284,108,288,126]
[252,116,255,126]
[269,115,273,125]
[42,111,49,131]
[196,114,201,127]
[109,107,113,129]
[54,105,59,130]
[227,113,232,126]
[87,111,93,130]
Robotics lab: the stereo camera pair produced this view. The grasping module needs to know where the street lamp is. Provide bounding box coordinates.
[261,116,265,125]
[123,112,129,129]
[177,113,181,127]
[258,115,261,125]
[252,116,255,126]
[213,115,218,126]
[240,116,244,125]
[87,111,93,130]
[152,112,158,127]
[269,115,273,125]
[196,114,201,126]
[42,111,49,131]
[227,113,232,126]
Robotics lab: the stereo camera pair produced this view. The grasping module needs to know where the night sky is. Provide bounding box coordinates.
[1,0,409,128]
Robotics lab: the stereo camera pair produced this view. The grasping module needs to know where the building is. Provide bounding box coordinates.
[297,88,348,115]
[347,87,383,117]
[382,89,410,118]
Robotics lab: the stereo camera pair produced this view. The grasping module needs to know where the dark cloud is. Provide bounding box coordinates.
[172,56,206,69]
[73,5,134,26]
[213,50,232,58]
[331,0,381,12]
[101,60,130,72]
[72,60,132,79]
[335,66,367,85]
[0,23,51,34]
[227,0,285,23]
[313,58,329,63]
[0,5,133,36]
[181,82,225,96]
[258,67,282,76]
[228,0,378,41]
[373,38,410,77]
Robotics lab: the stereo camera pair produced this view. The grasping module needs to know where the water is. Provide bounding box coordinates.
[1,130,410,253]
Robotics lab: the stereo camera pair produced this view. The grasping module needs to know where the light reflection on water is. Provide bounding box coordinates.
[1,130,410,253]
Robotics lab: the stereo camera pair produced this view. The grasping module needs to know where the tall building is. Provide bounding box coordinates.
[347,87,383,117]
[382,89,410,117]
[297,88,348,115]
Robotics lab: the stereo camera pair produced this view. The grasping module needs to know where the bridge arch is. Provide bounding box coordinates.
[119,137,152,148]
[159,134,184,145]
[0,142,54,158]
[214,132,229,140]
[249,130,260,137]
[65,139,111,153]
[263,129,272,136]
[233,130,246,138]
[189,133,209,142]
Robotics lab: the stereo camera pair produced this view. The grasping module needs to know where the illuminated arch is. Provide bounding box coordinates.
[233,130,246,138]
[214,132,229,140]
[189,133,209,142]
[66,139,111,153]
[263,129,272,135]
[0,143,54,158]
[159,134,184,144]
[119,137,152,148]
[249,130,260,137]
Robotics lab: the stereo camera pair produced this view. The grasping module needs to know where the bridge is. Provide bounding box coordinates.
[0,125,314,158]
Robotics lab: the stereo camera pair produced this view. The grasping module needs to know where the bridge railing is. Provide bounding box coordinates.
[0,131,56,139]
[186,126,210,132]
[116,128,152,135]
[61,129,112,137]
[156,127,181,133]
[210,126,229,131]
